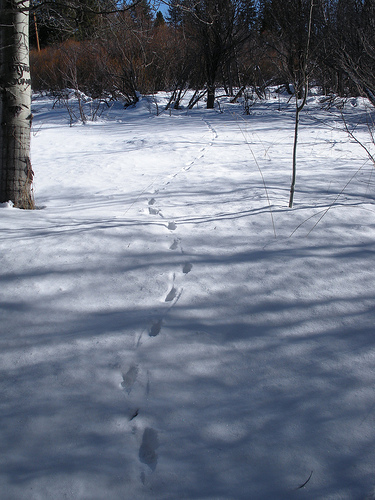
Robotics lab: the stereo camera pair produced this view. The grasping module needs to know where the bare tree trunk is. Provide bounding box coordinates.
[207,83,215,109]
[0,0,34,209]
[288,0,313,209]
[289,83,308,208]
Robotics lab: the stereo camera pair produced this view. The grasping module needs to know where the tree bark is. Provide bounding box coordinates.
[0,0,34,209]
[207,83,215,109]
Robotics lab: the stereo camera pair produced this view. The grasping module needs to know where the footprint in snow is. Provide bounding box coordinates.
[167,221,177,231]
[139,427,159,471]
[148,207,162,216]
[165,286,177,302]
[148,198,156,206]
[182,262,193,274]
[149,319,162,337]
[121,364,139,394]
[169,238,179,250]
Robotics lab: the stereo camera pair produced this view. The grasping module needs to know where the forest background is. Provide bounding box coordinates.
[29,0,375,112]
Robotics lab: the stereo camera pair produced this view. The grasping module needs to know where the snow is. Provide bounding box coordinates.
[1,90,375,499]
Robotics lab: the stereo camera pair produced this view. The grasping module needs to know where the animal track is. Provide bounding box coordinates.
[147,197,163,216]
[139,427,159,471]
[203,118,219,141]
[182,262,193,274]
[149,319,162,337]
[130,179,195,477]
[148,207,162,216]
[165,286,177,302]
[121,364,139,394]
[169,238,179,250]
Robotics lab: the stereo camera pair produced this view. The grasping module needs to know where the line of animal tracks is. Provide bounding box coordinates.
[120,117,217,486]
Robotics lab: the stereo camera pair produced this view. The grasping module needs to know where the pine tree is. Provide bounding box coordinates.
[167,0,183,28]
[154,11,165,28]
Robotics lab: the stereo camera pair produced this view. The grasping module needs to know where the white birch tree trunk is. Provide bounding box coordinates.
[0,0,34,209]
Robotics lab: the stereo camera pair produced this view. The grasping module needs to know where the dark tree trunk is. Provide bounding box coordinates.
[207,84,215,109]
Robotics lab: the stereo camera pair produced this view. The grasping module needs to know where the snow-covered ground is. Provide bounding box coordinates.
[1,90,375,499]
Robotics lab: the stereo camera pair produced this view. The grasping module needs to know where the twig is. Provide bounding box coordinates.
[296,470,313,490]
[289,157,370,237]
[233,113,277,238]
[341,110,375,166]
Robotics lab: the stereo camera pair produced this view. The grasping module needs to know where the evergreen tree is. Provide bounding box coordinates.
[129,0,153,29]
[167,0,184,28]
[154,11,166,28]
